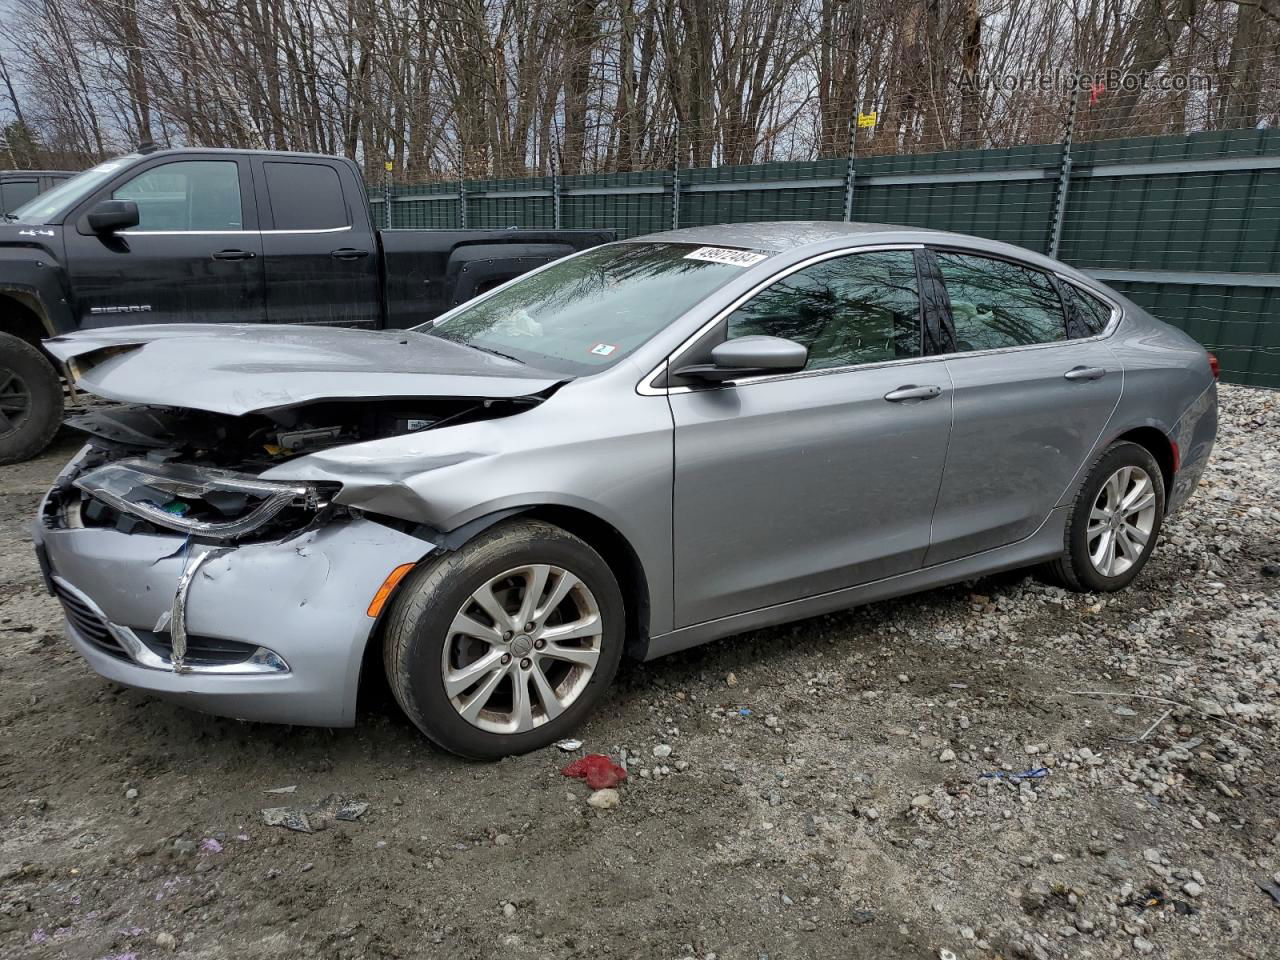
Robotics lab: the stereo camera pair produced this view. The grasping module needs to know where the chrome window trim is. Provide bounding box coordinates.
[119,225,353,236]
[637,243,924,397]
[636,245,1125,397]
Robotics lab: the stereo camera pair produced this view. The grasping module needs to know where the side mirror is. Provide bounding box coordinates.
[86,199,140,234]
[674,335,808,382]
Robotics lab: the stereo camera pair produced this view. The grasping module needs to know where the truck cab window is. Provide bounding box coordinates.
[1,179,39,213]
[113,160,242,232]
[263,162,347,230]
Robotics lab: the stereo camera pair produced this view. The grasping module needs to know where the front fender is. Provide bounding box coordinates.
[0,242,75,335]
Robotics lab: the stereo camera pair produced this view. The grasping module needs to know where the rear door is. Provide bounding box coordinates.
[669,247,954,627]
[62,155,265,327]
[253,157,380,327]
[923,248,1122,565]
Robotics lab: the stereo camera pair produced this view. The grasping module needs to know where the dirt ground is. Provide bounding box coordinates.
[2,386,1278,960]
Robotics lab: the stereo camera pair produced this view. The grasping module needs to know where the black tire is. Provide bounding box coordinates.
[382,519,625,759]
[0,331,63,465]
[1043,440,1166,592]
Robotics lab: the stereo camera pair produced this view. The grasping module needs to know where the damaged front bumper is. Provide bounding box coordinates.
[34,452,433,727]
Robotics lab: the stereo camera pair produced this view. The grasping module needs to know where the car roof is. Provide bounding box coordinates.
[630,220,959,253]
[0,170,74,178]
[627,220,1110,290]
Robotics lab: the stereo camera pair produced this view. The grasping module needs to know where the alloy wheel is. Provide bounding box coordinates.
[0,367,31,437]
[440,564,602,734]
[1087,465,1158,577]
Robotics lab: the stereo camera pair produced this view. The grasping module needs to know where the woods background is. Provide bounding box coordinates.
[1,0,1280,182]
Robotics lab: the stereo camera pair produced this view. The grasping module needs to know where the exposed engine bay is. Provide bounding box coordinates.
[44,395,544,542]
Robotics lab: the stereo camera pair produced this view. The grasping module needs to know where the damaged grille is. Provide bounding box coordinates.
[53,580,129,661]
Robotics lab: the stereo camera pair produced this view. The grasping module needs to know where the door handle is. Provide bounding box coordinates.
[211,249,256,261]
[331,247,371,260]
[1064,366,1107,381]
[883,384,943,403]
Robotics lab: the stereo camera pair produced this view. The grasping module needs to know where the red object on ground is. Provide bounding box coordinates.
[561,754,628,790]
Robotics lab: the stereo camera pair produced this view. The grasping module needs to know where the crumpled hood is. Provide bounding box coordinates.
[44,323,565,416]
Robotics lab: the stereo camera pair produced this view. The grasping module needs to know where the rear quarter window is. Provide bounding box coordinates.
[1065,284,1115,337]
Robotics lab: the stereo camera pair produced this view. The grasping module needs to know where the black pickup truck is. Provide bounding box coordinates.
[0,147,611,463]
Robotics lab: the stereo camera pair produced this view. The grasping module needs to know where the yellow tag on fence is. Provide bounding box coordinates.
[857,112,878,128]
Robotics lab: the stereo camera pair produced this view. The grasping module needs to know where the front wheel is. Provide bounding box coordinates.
[382,519,625,759]
[0,331,63,465]
[1043,440,1166,592]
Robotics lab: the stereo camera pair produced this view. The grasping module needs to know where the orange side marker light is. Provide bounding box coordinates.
[367,563,416,618]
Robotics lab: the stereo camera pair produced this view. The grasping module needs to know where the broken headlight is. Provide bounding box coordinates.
[73,458,334,541]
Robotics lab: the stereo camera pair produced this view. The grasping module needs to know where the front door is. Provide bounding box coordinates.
[64,156,264,328]
[922,249,1123,565]
[669,248,954,628]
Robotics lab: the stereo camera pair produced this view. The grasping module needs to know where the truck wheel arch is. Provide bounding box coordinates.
[0,290,56,348]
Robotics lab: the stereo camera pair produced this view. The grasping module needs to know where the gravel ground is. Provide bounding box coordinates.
[1,384,1278,960]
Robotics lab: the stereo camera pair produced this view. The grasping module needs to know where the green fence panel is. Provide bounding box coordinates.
[386,182,461,229]
[466,175,555,228]
[560,170,670,238]
[1105,280,1280,389]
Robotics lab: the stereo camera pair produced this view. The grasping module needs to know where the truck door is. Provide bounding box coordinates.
[62,156,265,327]
[252,158,380,328]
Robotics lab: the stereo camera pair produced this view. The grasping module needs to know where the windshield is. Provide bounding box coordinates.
[424,242,762,375]
[8,155,140,224]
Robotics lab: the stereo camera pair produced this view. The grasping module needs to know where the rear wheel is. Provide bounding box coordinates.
[382,519,625,759]
[1043,440,1165,592]
[0,331,62,465]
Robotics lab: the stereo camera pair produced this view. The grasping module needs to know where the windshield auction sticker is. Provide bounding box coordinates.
[683,246,769,267]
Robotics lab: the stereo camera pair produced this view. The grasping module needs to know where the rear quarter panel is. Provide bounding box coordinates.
[1077,295,1217,514]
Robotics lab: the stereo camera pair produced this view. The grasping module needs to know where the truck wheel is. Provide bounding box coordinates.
[382,519,625,759]
[0,331,63,465]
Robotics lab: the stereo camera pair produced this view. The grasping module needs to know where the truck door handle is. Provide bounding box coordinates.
[1064,366,1107,381]
[331,247,370,260]
[884,384,942,403]
[211,249,256,261]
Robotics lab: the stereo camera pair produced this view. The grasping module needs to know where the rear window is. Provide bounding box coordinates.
[263,162,347,230]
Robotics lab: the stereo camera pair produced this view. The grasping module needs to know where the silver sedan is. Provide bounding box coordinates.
[36,222,1218,757]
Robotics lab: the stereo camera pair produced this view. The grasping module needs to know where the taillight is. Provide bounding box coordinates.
[1208,352,1220,380]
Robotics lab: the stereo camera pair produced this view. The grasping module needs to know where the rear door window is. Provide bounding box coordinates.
[724,250,922,370]
[934,251,1066,352]
[263,162,347,230]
